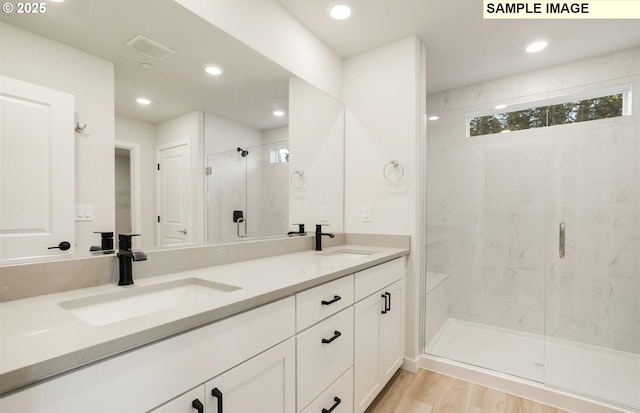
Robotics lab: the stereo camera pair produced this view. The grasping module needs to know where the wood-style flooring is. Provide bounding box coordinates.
[364,369,570,413]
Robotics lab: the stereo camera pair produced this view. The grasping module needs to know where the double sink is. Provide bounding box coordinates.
[57,248,378,326]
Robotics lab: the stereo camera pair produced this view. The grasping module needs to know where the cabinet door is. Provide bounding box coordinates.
[379,280,403,384]
[149,387,205,413]
[353,292,382,413]
[204,338,295,413]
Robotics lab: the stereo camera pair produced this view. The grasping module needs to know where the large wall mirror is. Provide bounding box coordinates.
[0,0,344,262]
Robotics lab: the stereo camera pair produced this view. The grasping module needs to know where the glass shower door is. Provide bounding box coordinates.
[206,149,247,243]
[423,98,547,382]
[543,91,640,410]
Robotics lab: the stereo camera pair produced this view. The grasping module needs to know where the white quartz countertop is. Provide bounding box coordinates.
[0,245,408,395]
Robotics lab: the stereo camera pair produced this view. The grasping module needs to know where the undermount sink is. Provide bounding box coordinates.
[315,248,379,259]
[58,278,240,326]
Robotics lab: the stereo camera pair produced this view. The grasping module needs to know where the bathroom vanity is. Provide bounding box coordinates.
[0,243,408,413]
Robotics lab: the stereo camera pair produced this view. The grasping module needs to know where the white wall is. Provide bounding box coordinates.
[0,22,115,253]
[173,0,342,100]
[289,77,345,233]
[114,116,157,248]
[343,36,426,361]
[156,111,205,244]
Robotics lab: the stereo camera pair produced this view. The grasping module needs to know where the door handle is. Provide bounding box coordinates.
[322,397,342,413]
[321,295,342,305]
[191,399,204,413]
[211,387,223,413]
[177,228,188,235]
[559,222,565,259]
[48,241,71,251]
[385,291,391,312]
[321,330,342,344]
[381,293,388,314]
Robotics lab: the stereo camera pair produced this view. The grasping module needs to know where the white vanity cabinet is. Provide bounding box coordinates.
[353,258,405,413]
[295,275,355,413]
[0,297,295,413]
[150,337,295,413]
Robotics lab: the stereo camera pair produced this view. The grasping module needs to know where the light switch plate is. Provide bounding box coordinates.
[75,205,94,221]
[319,206,328,222]
[362,205,372,222]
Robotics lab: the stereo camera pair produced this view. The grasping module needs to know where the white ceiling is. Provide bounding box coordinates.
[2,0,638,125]
[275,0,640,94]
[0,0,292,129]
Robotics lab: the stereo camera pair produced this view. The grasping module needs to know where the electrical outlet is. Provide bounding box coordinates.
[319,206,328,222]
[362,205,372,223]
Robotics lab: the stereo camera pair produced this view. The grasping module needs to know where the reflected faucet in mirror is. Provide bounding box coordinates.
[288,224,306,236]
[117,234,147,286]
[90,232,114,253]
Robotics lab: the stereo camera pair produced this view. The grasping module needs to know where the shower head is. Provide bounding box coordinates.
[237,147,249,157]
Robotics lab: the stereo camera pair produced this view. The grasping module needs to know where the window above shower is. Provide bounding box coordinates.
[467,84,632,137]
[269,143,290,164]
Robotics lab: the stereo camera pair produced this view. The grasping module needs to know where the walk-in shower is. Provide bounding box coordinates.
[424,48,639,412]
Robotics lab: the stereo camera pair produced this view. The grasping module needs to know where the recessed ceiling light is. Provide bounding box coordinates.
[494,104,507,110]
[526,41,548,53]
[273,110,285,117]
[327,2,353,20]
[136,97,151,105]
[205,65,223,76]
[428,115,439,121]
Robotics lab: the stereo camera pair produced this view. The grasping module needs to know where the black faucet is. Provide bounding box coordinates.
[315,224,335,251]
[287,224,306,236]
[90,231,114,253]
[117,234,147,285]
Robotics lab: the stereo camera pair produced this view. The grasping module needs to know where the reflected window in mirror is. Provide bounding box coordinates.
[269,144,290,164]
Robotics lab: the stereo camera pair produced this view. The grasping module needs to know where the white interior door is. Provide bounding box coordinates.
[157,141,191,246]
[0,76,75,259]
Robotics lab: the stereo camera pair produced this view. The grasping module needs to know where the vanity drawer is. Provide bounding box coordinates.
[301,367,353,413]
[297,306,353,411]
[354,258,404,302]
[296,274,354,331]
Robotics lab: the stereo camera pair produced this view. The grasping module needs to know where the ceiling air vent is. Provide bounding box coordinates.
[125,35,176,60]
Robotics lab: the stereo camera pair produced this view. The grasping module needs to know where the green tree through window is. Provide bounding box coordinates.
[469,93,624,137]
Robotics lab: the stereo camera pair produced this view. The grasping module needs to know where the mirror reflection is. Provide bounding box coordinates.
[0,0,344,262]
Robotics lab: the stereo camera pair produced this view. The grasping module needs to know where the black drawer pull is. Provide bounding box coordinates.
[321,330,342,344]
[322,397,342,413]
[381,293,388,314]
[192,399,204,413]
[211,387,223,413]
[321,295,342,305]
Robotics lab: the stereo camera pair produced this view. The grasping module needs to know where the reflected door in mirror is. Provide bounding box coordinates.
[0,76,75,259]
[157,141,191,246]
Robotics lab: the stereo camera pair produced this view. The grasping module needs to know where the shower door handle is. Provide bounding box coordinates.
[559,222,565,259]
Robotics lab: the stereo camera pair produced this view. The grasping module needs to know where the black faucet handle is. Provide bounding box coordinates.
[293,224,305,232]
[118,233,141,251]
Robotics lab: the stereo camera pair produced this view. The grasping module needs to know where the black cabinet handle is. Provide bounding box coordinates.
[211,387,223,413]
[381,293,388,314]
[192,399,204,413]
[321,295,342,305]
[48,241,71,251]
[321,330,342,344]
[385,291,391,312]
[322,397,342,413]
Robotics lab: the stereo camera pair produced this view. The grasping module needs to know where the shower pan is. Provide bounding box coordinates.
[424,78,639,411]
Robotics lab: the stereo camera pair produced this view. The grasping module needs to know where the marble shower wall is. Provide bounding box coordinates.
[425,47,640,353]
